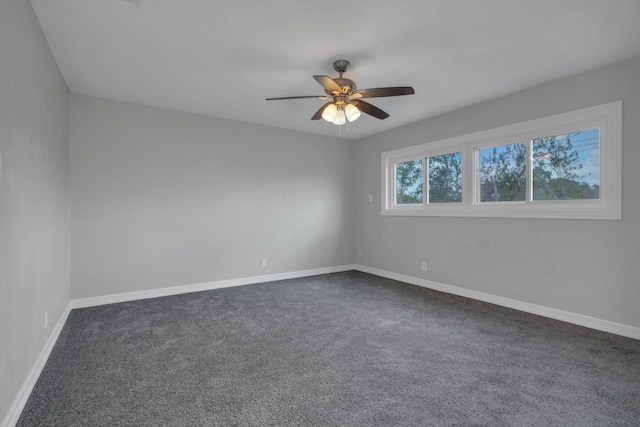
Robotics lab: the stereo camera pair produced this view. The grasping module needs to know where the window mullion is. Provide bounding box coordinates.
[472,146,480,205]
[526,139,533,202]
[423,156,428,205]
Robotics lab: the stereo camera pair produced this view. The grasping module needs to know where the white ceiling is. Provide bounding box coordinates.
[31,0,640,141]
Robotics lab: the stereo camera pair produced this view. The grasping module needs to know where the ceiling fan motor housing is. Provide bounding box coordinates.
[331,78,356,94]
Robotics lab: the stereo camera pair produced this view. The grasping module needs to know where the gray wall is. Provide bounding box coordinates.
[354,57,640,329]
[69,94,354,299]
[0,0,70,423]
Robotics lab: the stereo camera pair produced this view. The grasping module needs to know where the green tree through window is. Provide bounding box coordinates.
[532,130,599,200]
[427,153,462,203]
[479,143,527,202]
[395,159,423,204]
[478,130,599,202]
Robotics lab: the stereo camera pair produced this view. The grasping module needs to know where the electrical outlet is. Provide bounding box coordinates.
[358,249,362,257]
[421,262,427,272]
[368,195,373,203]
[44,311,49,329]
[261,259,267,267]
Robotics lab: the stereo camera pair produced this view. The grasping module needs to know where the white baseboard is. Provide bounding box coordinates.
[71,265,357,309]
[61,262,640,340]
[1,302,72,427]
[354,264,640,341]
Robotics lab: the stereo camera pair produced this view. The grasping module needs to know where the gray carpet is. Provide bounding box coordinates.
[17,271,640,426]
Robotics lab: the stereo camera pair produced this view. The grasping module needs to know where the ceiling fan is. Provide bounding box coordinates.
[266,59,415,125]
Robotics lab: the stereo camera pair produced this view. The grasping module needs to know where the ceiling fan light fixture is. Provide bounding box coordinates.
[345,103,361,122]
[321,103,338,122]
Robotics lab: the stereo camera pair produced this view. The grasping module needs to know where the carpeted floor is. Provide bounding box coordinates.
[17,271,640,426]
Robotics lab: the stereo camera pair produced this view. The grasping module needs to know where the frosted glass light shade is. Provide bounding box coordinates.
[345,104,361,122]
[333,109,346,125]
[322,103,338,122]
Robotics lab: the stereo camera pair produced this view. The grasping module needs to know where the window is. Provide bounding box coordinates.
[382,101,621,220]
[395,159,423,204]
[531,130,599,201]
[478,143,526,202]
[427,152,462,203]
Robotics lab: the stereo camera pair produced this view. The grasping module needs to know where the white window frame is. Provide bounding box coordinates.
[382,101,622,220]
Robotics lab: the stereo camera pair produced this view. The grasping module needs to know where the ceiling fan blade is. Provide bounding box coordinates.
[351,100,389,120]
[313,75,343,93]
[351,87,415,99]
[266,95,329,101]
[311,102,334,120]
